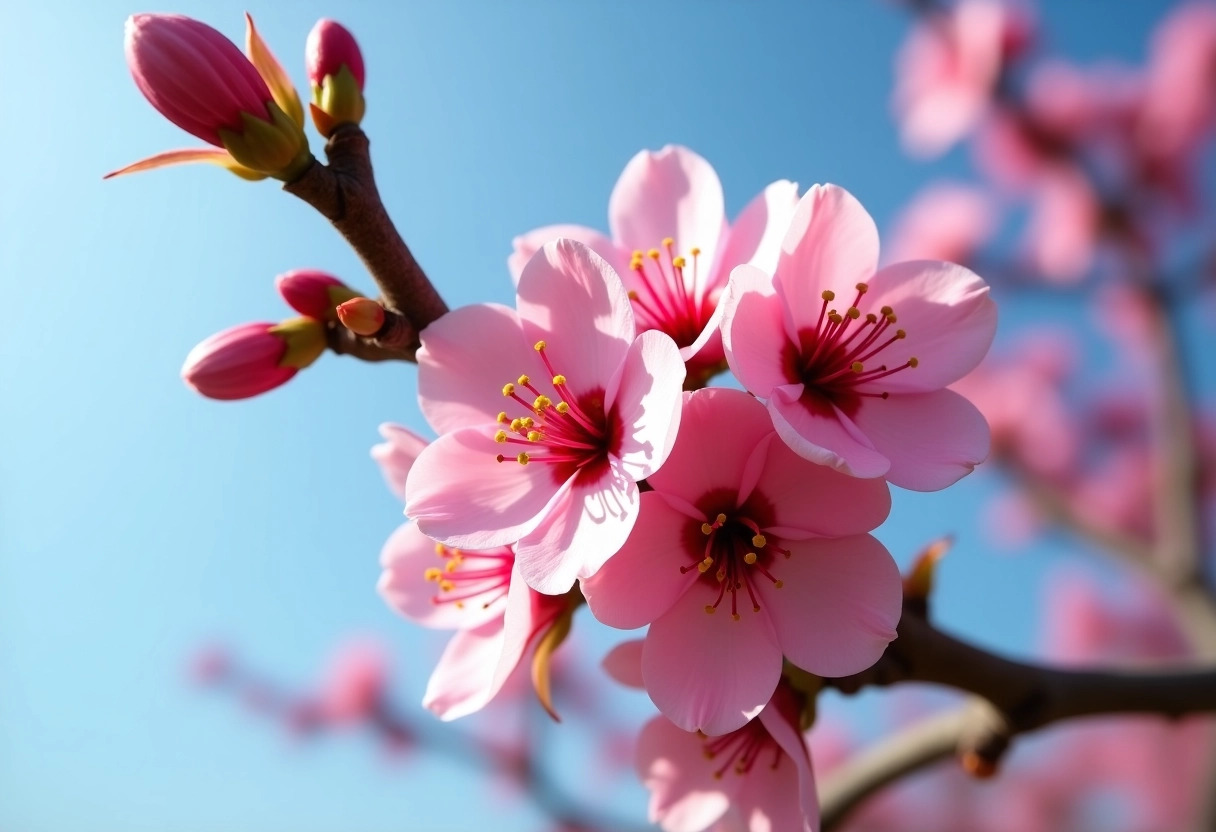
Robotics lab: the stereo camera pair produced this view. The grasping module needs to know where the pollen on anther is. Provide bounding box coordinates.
[502,383,515,396]
[851,362,864,373]
[516,452,530,465]
[895,329,907,339]
[434,543,446,555]
[496,411,509,424]
[662,236,674,247]
[424,567,442,581]
[510,418,524,431]
[673,256,686,268]
[690,247,701,256]
[552,374,566,386]
[648,248,661,260]
[556,401,570,414]
[533,340,546,351]
[494,430,508,443]
[533,395,551,410]
[774,580,785,589]
[698,559,713,573]
[701,522,714,535]
[527,431,542,441]
[821,290,836,301]
[628,290,639,300]
[880,306,893,316]
[732,613,741,621]
[704,605,716,615]
[743,552,758,565]
[855,282,869,293]
[866,313,878,324]
[908,356,920,368]
[521,417,534,428]
[847,307,861,319]
[752,534,766,548]
[517,374,530,385]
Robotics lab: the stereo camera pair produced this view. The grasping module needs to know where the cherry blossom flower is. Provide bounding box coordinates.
[720,184,997,492]
[405,238,685,594]
[884,182,997,265]
[583,388,898,734]
[509,146,800,382]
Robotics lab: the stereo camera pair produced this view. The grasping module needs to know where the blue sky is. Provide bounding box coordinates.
[0,1,1196,830]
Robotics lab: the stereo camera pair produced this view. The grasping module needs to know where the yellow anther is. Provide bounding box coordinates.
[552,374,566,386]
[715,513,727,524]
[556,401,570,414]
[752,534,766,548]
[520,417,535,428]
[895,329,906,339]
[516,452,530,465]
[855,282,869,293]
[743,552,758,565]
[630,256,644,270]
[846,307,861,319]
[631,249,644,259]
[494,430,508,443]
[628,290,639,300]
[439,579,455,592]
[821,290,836,301]
[424,567,442,581]
[690,247,701,256]
[662,236,674,247]
[701,522,714,535]
[444,559,460,573]
[715,567,727,582]
[908,357,919,368]
[673,256,687,269]
[534,340,546,351]
[648,248,661,260]
[697,558,714,574]
[851,362,864,373]
[455,601,465,609]
[704,605,717,615]
[774,580,785,589]
[434,542,446,555]
[510,418,524,431]
[502,383,515,396]
[533,395,551,410]
[517,374,530,386]
[527,431,542,442]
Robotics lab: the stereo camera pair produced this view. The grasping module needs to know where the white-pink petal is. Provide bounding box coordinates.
[637,717,739,832]
[721,264,794,397]
[716,179,802,280]
[508,223,627,287]
[607,330,686,480]
[602,639,646,690]
[768,386,891,479]
[371,422,430,501]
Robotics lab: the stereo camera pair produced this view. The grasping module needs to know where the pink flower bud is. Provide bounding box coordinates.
[305,19,365,90]
[181,318,325,400]
[335,297,385,336]
[275,269,361,320]
[125,13,273,148]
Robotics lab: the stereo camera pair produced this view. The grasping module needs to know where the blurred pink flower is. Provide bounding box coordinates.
[509,146,800,379]
[885,183,997,265]
[583,388,898,735]
[1021,166,1102,283]
[316,639,387,723]
[405,238,685,594]
[371,422,430,502]
[1137,2,1216,163]
[721,184,997,491]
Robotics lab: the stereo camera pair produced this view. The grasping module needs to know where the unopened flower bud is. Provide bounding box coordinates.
[124,13,312,181]
[336,297,386,336]
[305,18,366,136]
[181,318,325,400]
[275,269,362,320]
[903,535,953,605]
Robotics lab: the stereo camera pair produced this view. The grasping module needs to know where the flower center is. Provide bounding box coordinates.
[785,282,919,404]
[701,719,783,779]
[492,340,616,483]
[424,542,513,611]
[627,238,709,348]
[681,492,789,621]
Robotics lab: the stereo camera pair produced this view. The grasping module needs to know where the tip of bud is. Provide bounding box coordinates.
[276,269,356,319]
[335,297,385,336]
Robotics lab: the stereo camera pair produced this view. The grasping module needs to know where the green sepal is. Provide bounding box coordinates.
[219,101,314,182]
[270,316,327,369]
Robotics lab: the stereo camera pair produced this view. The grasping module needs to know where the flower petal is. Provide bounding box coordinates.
[508,224,628,287]
[735,741,816,832]
[637,716,737,832]
[775,184,881,331]
[602,639,646,689]
[371,422,430,501]
[607,330,686,480]
[768,385,891,478]
[516,239,635,397]
[756,436,891,537]
[757,701,818,832]
[608,145,726,271]
[582,492,699,629]
[647,388,776,504]
[377,522,504,630]
[849,388,991,491]
[721,264,795,397]
[758,534,901,678]
[860,260,997,392]
[643,585,782,735]
[406,426,561,549]
[417,303,532,433]
[717,180,802,278]
[103,147,267,181]
[515,464,640,594]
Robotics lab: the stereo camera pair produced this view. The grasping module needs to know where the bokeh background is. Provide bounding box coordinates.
[2,1,1212,830]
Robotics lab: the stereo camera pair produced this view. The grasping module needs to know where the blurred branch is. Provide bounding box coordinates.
[284,124,448,355]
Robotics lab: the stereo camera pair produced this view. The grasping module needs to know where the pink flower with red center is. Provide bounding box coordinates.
[720,184,997,492]
[509,146,800,381]
[583,388,899,734]
[405,239,686,594]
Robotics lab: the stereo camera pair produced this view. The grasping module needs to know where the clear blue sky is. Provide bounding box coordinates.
[0,1,1195,830]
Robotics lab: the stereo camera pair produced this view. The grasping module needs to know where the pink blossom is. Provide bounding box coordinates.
[893,0,1014,157]
[316,639,387,723]
[405,239,685,595]
[638,682,818,832]
[884,183,997,265]
[1137,2,1216,163]
[125,13,272,148]
[509,146,800,380]
[371,422,430,501]
[180,318,325,400]
[306,19,365,90]
[1021,165,1102,283]
[583,388,898,734]
[720,184,997,492]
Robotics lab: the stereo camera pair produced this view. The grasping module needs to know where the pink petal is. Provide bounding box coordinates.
[859,260,997,393]
[637,717,737,832]
[775,185,880,332]
[371,422,430,501]
[648,388,776,504]
[608,145,726,271]
[756,435,892,537]
[768,385,891,478]
[757,703,818,830]
[607,330,686,480]
[721,264,795,397]
[602,639,646,689]
[643,586,782,735]
[735,744,816,832]
[758,534,901,678]
[516,239,635,398]
[515,464,640,594]
[849,389,991,491]
[103,147,267,181]
[417,303,532,433]
[508,224,628,286]
[406,426,560,549]
[717,180,802,279]
[582,492,699,629]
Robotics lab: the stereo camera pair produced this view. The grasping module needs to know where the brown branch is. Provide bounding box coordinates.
[283,124,448,352]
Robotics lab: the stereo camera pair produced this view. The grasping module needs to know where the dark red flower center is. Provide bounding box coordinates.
[627,238,712,349]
